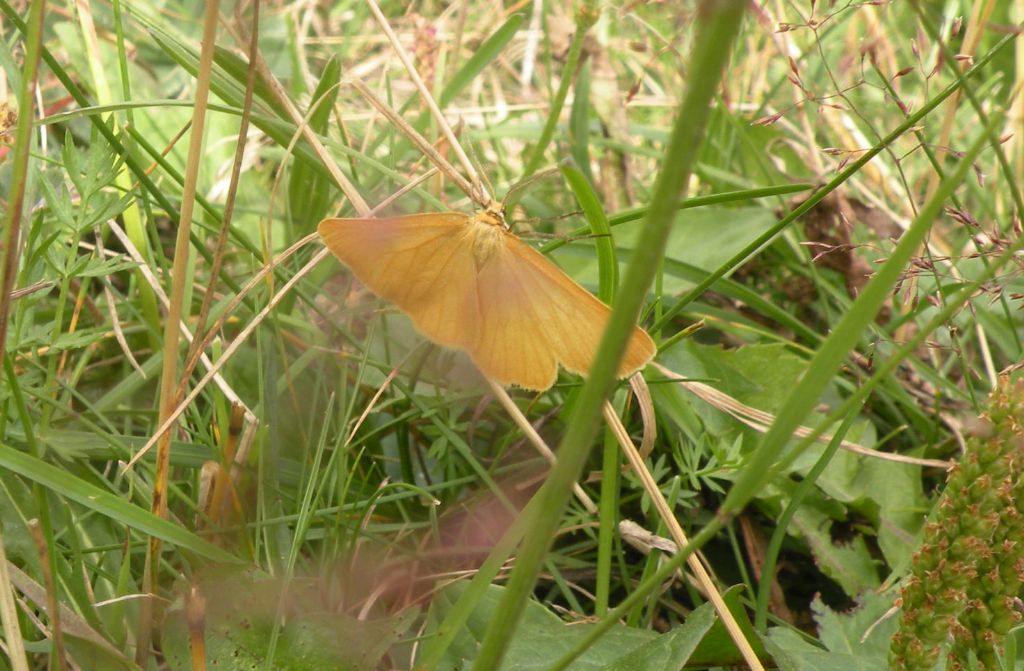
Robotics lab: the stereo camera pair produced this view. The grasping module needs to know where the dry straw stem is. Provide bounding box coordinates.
[237,37,369,214]
[106,223,251,423]
[0,0,45,372]
[182,1,262,394]
[601,402,764,671]
[628,373,656,461]
[0,528,30,671]
[486,379,598,514]
[126,235,327,470]
[139,1,222,663]
[365,0,493,207]
[349,78,480,207]
[135,8,367,472]
[653,363,951,469]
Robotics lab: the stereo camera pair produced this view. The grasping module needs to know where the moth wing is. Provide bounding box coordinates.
[317,214,480,349]
[469,243,560,391]
[474,237,656,390]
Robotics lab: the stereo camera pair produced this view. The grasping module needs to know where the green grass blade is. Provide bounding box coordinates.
[521,3,598,176]
[440,13,524,107]
[561,160,616,301]
[0,446,239,564]
[471,2,749,668]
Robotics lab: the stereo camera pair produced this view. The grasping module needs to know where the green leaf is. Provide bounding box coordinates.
[785,427,927,572]
[686,586,768,667]
[561,160,616,302]
[67,254,139,278]
[0,445,239,563]
[655,340,813,441]
[786,494,881,594]
[425,583,720,669]
[568,61,593,186]
[764,593,896,671]
[580,206,778,294]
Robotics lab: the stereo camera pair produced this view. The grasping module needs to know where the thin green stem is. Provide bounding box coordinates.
[0,0,45,364]
[472,2,749,668]
[753,409,859,631]
[521,2,598,177]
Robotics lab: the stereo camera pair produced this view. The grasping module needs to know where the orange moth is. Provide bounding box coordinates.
[317,207,656,391]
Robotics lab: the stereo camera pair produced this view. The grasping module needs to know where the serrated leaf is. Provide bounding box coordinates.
[68,254,139,278]
[764,593,896,671]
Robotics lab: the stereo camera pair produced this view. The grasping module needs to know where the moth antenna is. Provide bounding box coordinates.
[368,168,441,217]
[503,166,565,211]
[463,138,499,211]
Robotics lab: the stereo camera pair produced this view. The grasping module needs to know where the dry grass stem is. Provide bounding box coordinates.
[601,402,764,671]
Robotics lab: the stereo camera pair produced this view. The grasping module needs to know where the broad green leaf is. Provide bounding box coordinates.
[425,583,722,670]
[554,206,777,294]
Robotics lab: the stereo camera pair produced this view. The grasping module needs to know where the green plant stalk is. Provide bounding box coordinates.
[595,429,617,616]
[551,519,723,671]
[413,494,541,669]
[522,2,598,177]
[38,207,78,433]
[541,183,812,255]
[650,31,1013,333]
[0,0,44,365]
[562,159,619,615]
[753,409,859,631]
[547,102,1007,671]
[569,60,593,185]
[561,161,617,296]
[472,2,748,668]
[0,8,64,665]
